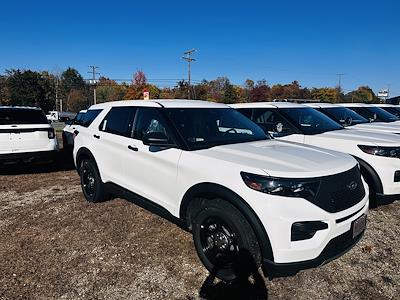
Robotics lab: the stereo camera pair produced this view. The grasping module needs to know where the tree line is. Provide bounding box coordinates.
[0,68,380,113]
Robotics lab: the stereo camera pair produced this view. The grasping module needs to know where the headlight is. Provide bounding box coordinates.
[240,172,320,201]
[358,145,400,158]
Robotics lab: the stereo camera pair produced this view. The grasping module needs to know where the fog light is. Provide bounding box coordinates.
[291,221,328,241]
[394,171,400,182]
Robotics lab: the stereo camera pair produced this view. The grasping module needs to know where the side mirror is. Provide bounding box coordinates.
[274,122,283,133]
[344,117,353,126]
[143,132,175,147]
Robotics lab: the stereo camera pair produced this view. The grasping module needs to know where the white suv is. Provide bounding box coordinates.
[0,106,58,166]
[73,100,368,280]
[339,103,400,125]
[306,103,400,134]
[232,102,400,207]
[62,109,87,150]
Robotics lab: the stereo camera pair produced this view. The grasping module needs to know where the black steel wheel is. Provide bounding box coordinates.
[192,198,261,281]
[79,159,108,203]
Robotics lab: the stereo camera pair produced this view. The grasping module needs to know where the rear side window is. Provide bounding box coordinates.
[99,107,137,137]
[81,109,102,127]
[0,108,48,125]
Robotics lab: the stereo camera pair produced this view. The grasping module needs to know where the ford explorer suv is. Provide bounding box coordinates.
[306,103,400,134]
[231,102,400,207]
[62,109,87,150]
[339,103,400,125]
[373,104,400,118]
[73,99,368,280]
[0,106,58,165]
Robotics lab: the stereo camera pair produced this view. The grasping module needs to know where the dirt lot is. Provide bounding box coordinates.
[1,151,400,300]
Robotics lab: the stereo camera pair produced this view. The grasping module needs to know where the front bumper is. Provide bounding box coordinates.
[0,150,58,165]
[262,221,365,278]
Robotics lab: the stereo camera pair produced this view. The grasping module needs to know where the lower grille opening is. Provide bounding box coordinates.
[291,221,328,241]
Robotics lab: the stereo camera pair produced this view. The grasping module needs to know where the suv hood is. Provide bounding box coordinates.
[352,122,400,133]
[316,129,400,146]
[196,140,356,178]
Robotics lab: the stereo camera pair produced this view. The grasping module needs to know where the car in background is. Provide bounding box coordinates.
[231,102,400,207]
[339,103,400,125]
[62,109,87,150]
[73,100,368,280]
[306,103,400,134]
[372,103,400,118]
[0,106,58,166]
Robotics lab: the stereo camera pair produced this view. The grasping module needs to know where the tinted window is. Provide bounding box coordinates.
[381,107,400,118]
[237,108,252,119]
[321,107,369,126]
[252,108,297,136]
[74,112,86,125]
[133,108,170,141]
[350,107,399,123]
[100,107,136,136]
[81,109,102,127]
[280,108,343,135]
[166,108,268,150]
[0,108,48,125]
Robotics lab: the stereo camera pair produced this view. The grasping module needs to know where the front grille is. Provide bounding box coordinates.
[309,166,365,213]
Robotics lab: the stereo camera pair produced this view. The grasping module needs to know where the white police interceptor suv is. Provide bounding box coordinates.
[0,106,58,165]
[306,103,400,134]
[73,100,368,280]
[232,102,400,207]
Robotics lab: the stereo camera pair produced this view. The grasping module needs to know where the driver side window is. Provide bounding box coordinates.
[253,109,295,137]
[133,108,171,142]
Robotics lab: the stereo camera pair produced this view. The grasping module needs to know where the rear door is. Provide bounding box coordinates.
[93,106,138,185]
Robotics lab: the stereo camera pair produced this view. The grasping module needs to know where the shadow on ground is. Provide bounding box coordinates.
[0,148,75,175]
[199,250,268,300]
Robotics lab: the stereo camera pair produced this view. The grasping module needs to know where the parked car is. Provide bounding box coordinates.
[231,102,400,207]
[338,103,400,125]
[46,110,76,122]
[373,103,400,118]
[62,109,87,150]
[0,106,58,165]
[73,100,368,280]
[306,103,400,134]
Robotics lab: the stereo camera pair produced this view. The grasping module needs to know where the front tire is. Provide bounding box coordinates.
[79,159,108,203]
[191,198,261,281]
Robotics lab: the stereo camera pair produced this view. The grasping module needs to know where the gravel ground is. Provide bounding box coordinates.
[0,150,399,299]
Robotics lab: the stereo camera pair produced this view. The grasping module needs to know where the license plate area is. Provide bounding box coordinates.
[352,214,367,238]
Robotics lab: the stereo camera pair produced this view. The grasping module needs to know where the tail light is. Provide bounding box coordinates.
[48,128,56,139]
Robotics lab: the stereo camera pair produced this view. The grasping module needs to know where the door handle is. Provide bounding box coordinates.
[93,134,100,139]
[128,145,138,152]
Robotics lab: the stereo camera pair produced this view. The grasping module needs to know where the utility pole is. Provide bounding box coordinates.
[336,73,345,91]
[336,73,345,102]
[88,66,100,105]
[182,49,196,99]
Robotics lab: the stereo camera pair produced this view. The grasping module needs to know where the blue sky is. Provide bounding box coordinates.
[0,0,399,96]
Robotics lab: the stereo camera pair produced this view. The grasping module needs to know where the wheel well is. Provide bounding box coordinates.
[353,156,383,194]
[180,182,274,262]
[75,148,96,173]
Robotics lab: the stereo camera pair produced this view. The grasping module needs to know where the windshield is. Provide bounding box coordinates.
[320,107,369,126]
[350,106,399,123]
[0,108,48,125]
[280,107,343,134]
[380,106,400,118]
[166,108,269,150]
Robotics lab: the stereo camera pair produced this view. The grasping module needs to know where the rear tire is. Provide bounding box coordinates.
[79,159,108,203]
[191,198,261,281]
